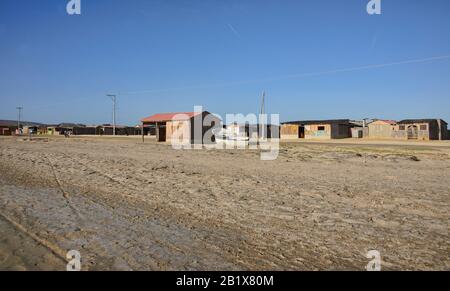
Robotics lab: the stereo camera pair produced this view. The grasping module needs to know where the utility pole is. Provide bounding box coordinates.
[362,118,369,128]
[259,91,266,140]
[259,91,265,117]
[16,106,23,134]
[107,94,117,136]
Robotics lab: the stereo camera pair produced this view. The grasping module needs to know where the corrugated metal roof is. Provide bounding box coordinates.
[282,119,350,125]
[398,119,443,124]
[141,112,202,123]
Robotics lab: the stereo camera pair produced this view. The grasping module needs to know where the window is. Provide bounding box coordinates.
[399,125,405,130]
[318,126,325,131]
[420,125,427,131]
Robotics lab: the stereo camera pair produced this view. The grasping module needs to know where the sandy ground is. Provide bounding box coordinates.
[0,136,449,271]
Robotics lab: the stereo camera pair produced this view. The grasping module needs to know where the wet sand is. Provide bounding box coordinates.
[0,136,449,270]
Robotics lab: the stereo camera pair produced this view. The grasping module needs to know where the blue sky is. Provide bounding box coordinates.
[0,0,449,125]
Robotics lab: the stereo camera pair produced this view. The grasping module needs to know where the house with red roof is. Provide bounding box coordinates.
[140,111,221,144]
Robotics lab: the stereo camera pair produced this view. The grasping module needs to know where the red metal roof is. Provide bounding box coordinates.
[141,112,202,123]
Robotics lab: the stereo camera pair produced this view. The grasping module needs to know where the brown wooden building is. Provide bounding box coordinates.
[281,119,352,140]
[396,119,448,140]
[367,120,398,139]
[0,126,14,136]
[141,111,221,144]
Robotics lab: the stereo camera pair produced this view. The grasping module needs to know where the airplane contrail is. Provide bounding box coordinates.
[116,53,450,95]
[227,23,242,39]
[23,53,450,110]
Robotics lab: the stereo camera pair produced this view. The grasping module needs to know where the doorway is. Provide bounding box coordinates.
[157,123,167,142]
[298,126,305,139]
[407,125,418,140]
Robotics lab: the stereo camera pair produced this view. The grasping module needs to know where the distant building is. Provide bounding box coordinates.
[367,120,397,139]
[96,124,140,136]
[0,120,41,136]
[0,125,14,136]
[396,119,448,141]
[226,123,280,139]
[365,119,448,140]
[45,124,140,136]
[45,123,90,135]
[141,111,221,144]
[0,120,16,136]
[281,120,352,140]
[45,125,59,135]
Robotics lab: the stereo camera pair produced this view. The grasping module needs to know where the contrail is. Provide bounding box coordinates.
[227,23,241,39]
[21,53,450,111]
[120,54,450,95]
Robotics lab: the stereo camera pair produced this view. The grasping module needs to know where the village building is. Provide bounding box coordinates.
[349,120,366,138]
[141,111,221,144]
[367,120,398,139]
[0,120,17,136]
[44,123,89,135]
[0,120,43,136]
[281,119,352,140]
[365,119,448,140]
[226,123,280,139]
[45,124,141,136]
[0,125,14,136]
[396,119,448,140]
[22,125,37,135]
[45,125,59,135]
[96,125,141,136]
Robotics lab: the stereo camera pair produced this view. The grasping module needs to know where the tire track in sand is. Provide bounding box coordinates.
[65,155,284,270]
[45,153,192,269]
[44,154,85,222]
[0,210,67,266]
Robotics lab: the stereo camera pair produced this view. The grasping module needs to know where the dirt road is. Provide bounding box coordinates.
[0,136,449,270]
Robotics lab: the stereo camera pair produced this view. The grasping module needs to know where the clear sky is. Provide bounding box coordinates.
[1,0,449,125]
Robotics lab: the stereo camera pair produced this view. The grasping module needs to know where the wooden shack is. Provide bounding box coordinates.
[141,111,221,144]
[281,120,352,140]
[367,120,397,139]
[396,119,448,141]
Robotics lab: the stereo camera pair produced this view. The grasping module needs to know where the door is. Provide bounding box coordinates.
[157,124,167,142]
[298,126,305,139]
[407,125,418,140]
